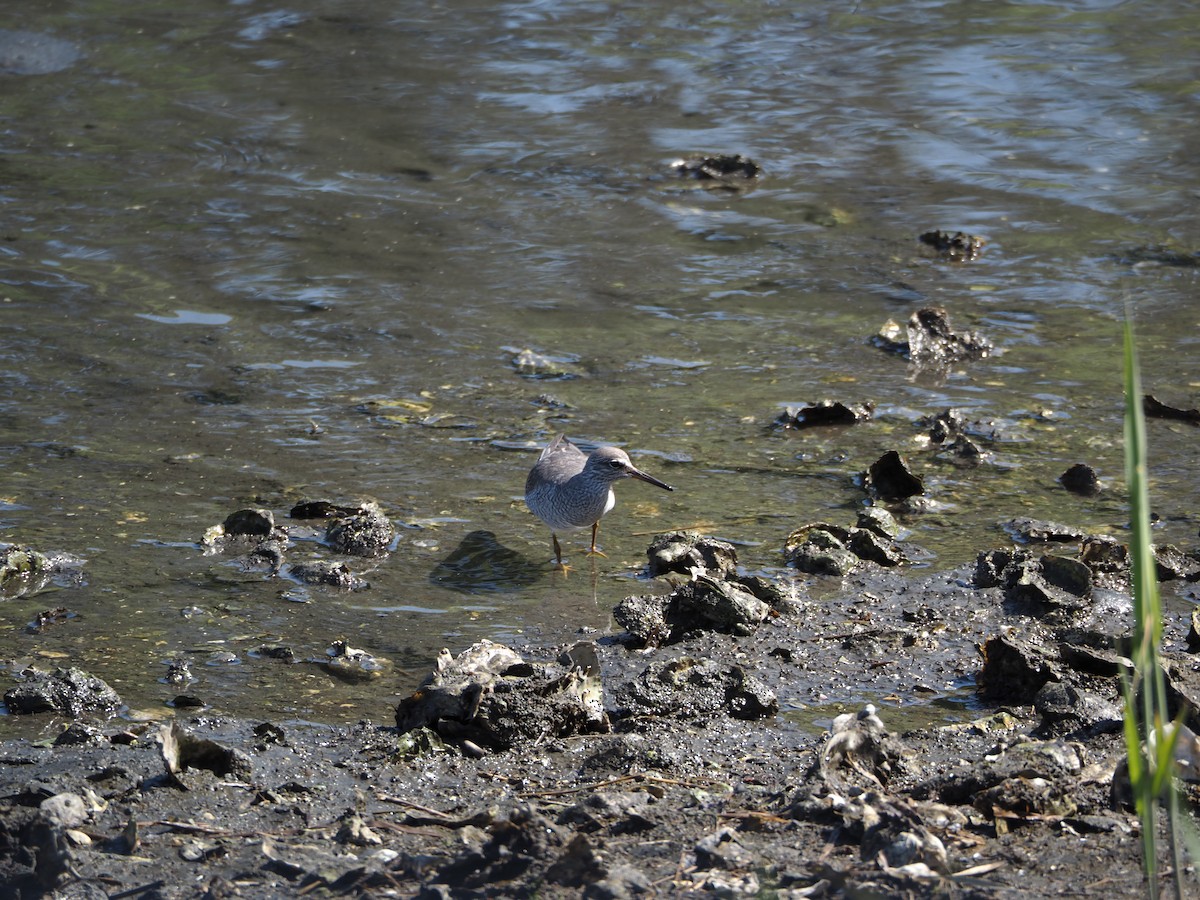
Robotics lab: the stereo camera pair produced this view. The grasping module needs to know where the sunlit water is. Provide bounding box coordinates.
[1,1,1197,727]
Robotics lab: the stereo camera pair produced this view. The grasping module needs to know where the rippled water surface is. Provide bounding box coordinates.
[2,0,1198,726]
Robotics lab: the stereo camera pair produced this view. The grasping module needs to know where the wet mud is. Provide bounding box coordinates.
[3,527,1196,898]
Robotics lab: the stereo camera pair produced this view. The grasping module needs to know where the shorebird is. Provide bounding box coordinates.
[525,435,673,568]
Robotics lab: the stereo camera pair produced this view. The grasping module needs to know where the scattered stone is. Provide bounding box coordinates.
[24,607,75,634]
[864,450,925,501]
[974,548,1091,612]
[39,793,87,830]
[1154,544,1200,581]
[1059,463,1102,496]
[3,667,122,718]
[774,400,874,429]
[918,230,986,261]
[1033,681,1121,738]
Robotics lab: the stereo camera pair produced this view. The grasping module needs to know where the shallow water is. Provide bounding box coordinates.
[1,0,1198,727]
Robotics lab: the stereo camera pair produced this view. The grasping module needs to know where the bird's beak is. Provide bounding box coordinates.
[630,469,674,491]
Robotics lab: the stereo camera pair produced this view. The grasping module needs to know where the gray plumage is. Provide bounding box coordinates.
[525,435,673,567]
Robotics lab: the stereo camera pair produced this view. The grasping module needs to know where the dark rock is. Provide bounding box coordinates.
[1033,680,1122,738]
[4,667,121,718]
[1143,394,1200,425]
[874,307,993,372]
[774,400,874,429]
[669,154,761,184]
[865,450,924,501]
[785,517,907,575]
[977,635,1060,702]
[1,545,84,600]
[1154,545,1200,581]
[612,657,777,721]
[325,501,394,557]
[919,230,986,261]
[1059,463,1102,496]
[221,508,275,537]
[159,722,253,789]
[287,560,367,589]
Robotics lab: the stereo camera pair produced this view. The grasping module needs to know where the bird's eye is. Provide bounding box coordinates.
[607,459,625,470]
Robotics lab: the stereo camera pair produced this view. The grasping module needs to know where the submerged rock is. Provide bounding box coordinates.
[774,399,874,430]
[0,29,80,75]
[874,307,993,375]
[918,229,986,261]
[1059,463,1102,496]
[668,154,762,187]
[0,545,85,599]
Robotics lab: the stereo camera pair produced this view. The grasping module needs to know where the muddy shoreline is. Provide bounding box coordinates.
[4,525,1197,899]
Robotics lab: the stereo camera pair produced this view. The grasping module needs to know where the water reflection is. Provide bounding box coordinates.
[429,530,541,593]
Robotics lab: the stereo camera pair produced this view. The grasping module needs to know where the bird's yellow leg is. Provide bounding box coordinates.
[586,522,608,558]
[552,534,572,574]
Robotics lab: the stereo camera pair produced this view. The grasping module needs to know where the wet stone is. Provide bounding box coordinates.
[318,640,393,683]
[611,657,777,721]
[774,399,874,429]
[324,500,394,557]
[646,530,737,578]
[976,634,1060,703]
[668,153,762,185]
[1143,394,1200,425]
[221,507,275,537]
[874,306,993,372]
[784,518,908,574]
[864,450,924,501]
[1004,516,1088,544]
[918,229,986,261]
[287,560,367,589]
[1154,544,1200,581]
[1033,681,1122,738]
[3,667,122,718]
[1059,463,1102,496]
